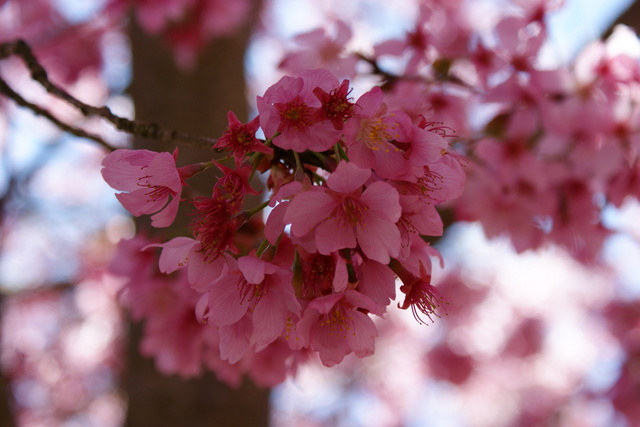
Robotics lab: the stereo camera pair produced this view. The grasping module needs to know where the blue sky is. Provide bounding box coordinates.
[547,0,633,61]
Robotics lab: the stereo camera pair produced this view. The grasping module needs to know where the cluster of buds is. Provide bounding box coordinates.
[102,69,466,369]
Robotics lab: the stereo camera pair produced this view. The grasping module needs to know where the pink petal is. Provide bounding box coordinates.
[332,255,349,292]
[195,294,209,323]
[116,189,167,216]
[326,161,371,194]
[357,260,396,306]
[308,291,344,314]
[372,149,407,179]
[265,202,288,244]
[315,333,350,367]
[360,181,401,222]
[252,289,289,349]
[345,310,377,358]
[269,181,302,207]
[207,273,249,326]
[218,316,253,364]
[150,192,180,228]
[295,307,320,350]
[101,149,155,191]
[345,138,376,170]
[238,256,280,284]
[411,205,444,236]
[428,154,467,202]
[285,190,335,237]
[344,289,385,317]
[145,236,197,273]
[315,217,357,254]
[187,251,227,292]
[146,152,182,192]
[300,69,339,95]
[356,213,401,264]
[356,87,384,117]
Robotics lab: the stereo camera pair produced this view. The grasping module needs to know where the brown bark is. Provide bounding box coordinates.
[123,6,270,427]
[0,297,16,427]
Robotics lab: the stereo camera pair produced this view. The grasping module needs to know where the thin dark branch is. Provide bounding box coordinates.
[355,51,475,91]
[0,77,116,151]
[0,39,218,150]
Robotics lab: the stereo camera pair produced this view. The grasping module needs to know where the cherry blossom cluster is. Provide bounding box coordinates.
[277,1,640,263]
[101,69,466,378]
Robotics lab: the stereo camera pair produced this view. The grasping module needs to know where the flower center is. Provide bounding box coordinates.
[238,277,267,307]
[319,303,353,339]
[275,97,313,132]
[302,254,335,298]
[143,184,172,202]
[359,118,400,152]
[417,166,444,201]
[340,196,365,224]
[190,197,237,261]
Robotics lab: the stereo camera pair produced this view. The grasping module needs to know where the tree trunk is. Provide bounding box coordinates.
[0,297,15,427]
[123,7,270,427]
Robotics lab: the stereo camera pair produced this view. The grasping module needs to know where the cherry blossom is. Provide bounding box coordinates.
[214,111,272,167]
[295,289,383,367]
[257,69,343,152]
[101,148,184,228]
[285,160,402,264]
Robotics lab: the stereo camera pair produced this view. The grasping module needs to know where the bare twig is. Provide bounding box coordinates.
[0,39,219,150]
[0,77,116,151]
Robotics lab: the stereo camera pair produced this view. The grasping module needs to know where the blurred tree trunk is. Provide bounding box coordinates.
[0,297,15,427]
[123,6,270,427]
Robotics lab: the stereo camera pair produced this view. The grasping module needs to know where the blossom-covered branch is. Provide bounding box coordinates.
[102,68,467,382]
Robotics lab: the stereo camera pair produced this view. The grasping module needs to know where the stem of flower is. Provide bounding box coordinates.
[339,249,357,283]
[293,151,304,181]
[255,239,270,258]
[334,142,349,163]
[177,161,216,180]
[242,199,270,219]
[264,132,280,147]
[387,258,415,286]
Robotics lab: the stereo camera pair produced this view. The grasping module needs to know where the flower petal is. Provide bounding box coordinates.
[315,216,357,254]
[285,190,335,237]
[326,161,371,194]
[356,213,401,264]
[207,272,249,326]
[360,181,401,222]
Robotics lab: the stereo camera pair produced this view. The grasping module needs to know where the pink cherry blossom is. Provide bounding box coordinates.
[426,342,475,385]
[354,258,396,307]
[202,255,301,352]
[143,236,227,292]
[392,258,446,325]
[312,79,355,130]
[284,161,402,264]
[295,289,382,367]
[214,111,272,167]
[101,148,183,228]
[190,163,257,260]
[257,69,343,152]
[111,236,216,378]
[296,248,349,298]
[279,20,359,78]
[343,87,415,179]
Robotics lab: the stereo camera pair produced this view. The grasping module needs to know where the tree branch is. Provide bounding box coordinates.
[0,76,116,151]
[0,39,219,150]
